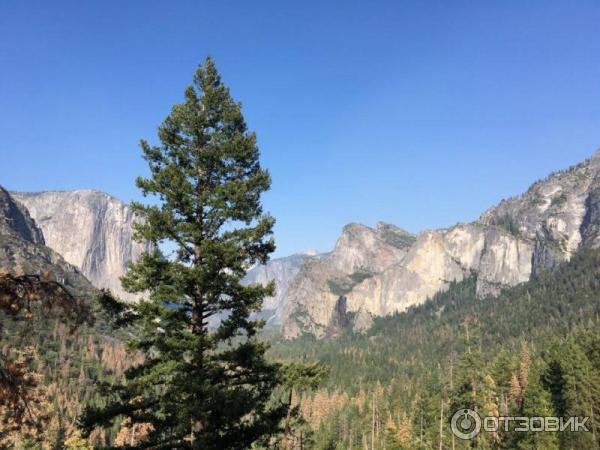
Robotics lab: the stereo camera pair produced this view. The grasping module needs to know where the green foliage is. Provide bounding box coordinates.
[64,430,94,450]
[515,364,560,450]
[269,248,600,448]
[327,270,373,297]
[490,213,521,235]
[280,363,329,391]
[378,227,416,249]
[82,57,286,449]
[0,303,125,447]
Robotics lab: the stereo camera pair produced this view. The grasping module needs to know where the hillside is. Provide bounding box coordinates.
[0,187,134,446]
[269,247,600,449]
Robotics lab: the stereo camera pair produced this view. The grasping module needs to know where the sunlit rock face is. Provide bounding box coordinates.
[282,149,600,338]
[12,190,151,301]
[0,187,44,246]
[282,222,415,338]
[10,187,318,316]
[0,186,94,297]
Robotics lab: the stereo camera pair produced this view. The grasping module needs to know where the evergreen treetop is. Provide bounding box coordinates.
[83,56,286,449]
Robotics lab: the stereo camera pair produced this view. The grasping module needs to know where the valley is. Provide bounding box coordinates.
[3,149,600,448]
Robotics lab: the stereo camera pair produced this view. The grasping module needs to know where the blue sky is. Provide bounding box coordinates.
[1,1,600,257]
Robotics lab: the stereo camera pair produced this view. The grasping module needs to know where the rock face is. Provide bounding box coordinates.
[282,222,415,338]
[0,187,94,297]
[12,190,151,301]
[242,252,320,324]
[0,187,44,246]
[323,296,373,339]
[282,150,600,338]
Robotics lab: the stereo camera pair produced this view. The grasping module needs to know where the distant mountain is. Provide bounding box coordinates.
[9,149,600,338]
[282,149,600,338]
[0,187,94,297]
[9,188,320,319]
[282,222,416,338]
[243,252,323,325]
[12,190,151,301]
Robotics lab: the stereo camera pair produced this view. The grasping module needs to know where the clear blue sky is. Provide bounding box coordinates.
[1,1,600,257]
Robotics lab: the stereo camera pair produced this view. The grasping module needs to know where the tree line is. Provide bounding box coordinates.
[269,247,600,449]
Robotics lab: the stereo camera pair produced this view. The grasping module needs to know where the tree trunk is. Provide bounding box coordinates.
[371,395,376,450]
[283,388,294,450]
[438,399,444,450]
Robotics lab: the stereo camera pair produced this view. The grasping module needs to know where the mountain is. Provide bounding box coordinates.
[10,188,313,314]
[0,187,138,447]
[282,222,416,338]
[272,246,600,390]
[242,252,317,325]
[12,190,151,301]
[282,149,600,338]
[0,186,94,297]
[268,246,600,449]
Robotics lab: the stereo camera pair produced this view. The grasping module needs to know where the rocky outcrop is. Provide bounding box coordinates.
[282,222,415,338]
[12,190,151,301]
[324,296,352,339]
[9,188,313,312]
[323,297,374,339]
[0,187,94,297]
[0,187,44,245]
[282,149,600,338]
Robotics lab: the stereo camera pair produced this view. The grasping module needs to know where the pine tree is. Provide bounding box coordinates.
[64,430,94,450]
[518,345,531,393]
[507,372,522,409]
[83,57,286,449]
[515,363,559,450]
[543,336,599,450]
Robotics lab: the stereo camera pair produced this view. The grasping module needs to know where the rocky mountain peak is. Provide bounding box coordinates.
[282,149,600,339]
[375,221,416,249]
[11,190,151,301]
[0,187,45,245]
[589,147,600,171]
[0,188,95,297]
[330,222,412,275]
[282,221,414,338]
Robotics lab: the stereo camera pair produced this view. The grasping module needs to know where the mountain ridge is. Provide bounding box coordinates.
[282,149,600,338]
[7,150,600,338]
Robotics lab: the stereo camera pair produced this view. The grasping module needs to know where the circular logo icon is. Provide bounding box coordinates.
[451,409,481,440]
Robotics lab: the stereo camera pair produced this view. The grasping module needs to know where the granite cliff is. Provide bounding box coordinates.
[12,190,150,301]
[282,150,600,338]
[0,187,94,297]
[7,150,600,337]
[10,189,308,312]
[282,222,415,337]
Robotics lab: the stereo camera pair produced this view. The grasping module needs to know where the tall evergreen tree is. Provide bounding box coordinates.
[83,57,286,449]
[515,363,559,450]
[543,336,600,450]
